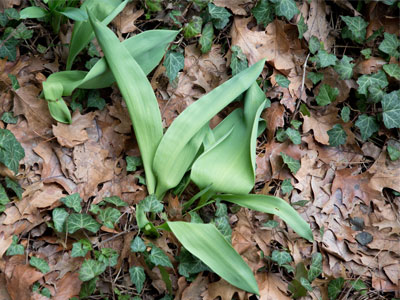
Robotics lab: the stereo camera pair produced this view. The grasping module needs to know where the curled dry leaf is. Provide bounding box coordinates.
[111,2,143,34]
[261,101,285,141]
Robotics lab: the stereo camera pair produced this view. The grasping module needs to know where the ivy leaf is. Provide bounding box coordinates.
[378,32,400,58]
[383,63,400,80]
[308,252,322,282]
[0,13,7,27]
[71,239,92,257]
[126,156,142,172]
[0,184,9,208]
[271,250,292,266]
[308,36,320,54]
[103,196,127,207]
[79,277,97,299]
[177,248,209,277]
[270,0,299,21]
[6,235,24,256]
[276,128,288,142]
[129,266,146,293]
[61,193,82,213]
[262,220,279,228]
[98,207,121,229]
[350,279,367,293]
[357,70,388,95]
[368,85,385,103]
[313,50,337,68]
[300,277,313,291]
[215,215,232,242]
[30,256,50,274]
[361,48,371,59]
[285,128,301,145]
[307,72,323,84]
[340,16,368,43]
[281,152,301,174]
[79,259,106,282]
[140,194,163,213]
[252,0,274,27]
[7,74,19,90]
[328,277,345,300]
[382,91,400,129]
[327,124,347,147]
[14,23,33,40]
[131,236,146,252]
[297,14,308,39]
[0,38,19,61]
[149,246,173,268]
[5,8,19,20]
[387,145,400,161]
[275,74,290,88]
[96,248,118,267]
[341,107,350,122]
[163,50,184,82]
[0,129,25,174]
[67,213,101,234]
[208,3,231,30]
[316,84,339,106]
[145,0,162,12]
[52,207,69,232]
[355,114,379,141]
[183,16,202,39]
[334,55,354,80]
[87,90,106,110]
[5,177,23,199]
[230,45,248,76]
[1,112,18,124]
[85,57,99,70]
[199,22,213,54]
[281,179,293,195]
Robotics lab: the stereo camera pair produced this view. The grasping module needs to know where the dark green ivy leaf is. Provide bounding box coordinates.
[382,91,400,129]
[6,235,24,256]
[308,252,322,282]
[96,248,118,267]
[361,48,371,59]
[183,16,202,39]
[149,246,173,267]
[300,277,313,291]
[103,196,127,207]
[7,74,19,90]
[0,129,25,174]
[131,236,146,252]
[383,63,400,80]
[1,112,18,124]
[271,250,292,266]
[281,152,301,174]
[5,177,23,199]
[357,70,388,95]
[30,256,50,274]
[98,207,121,229]
[199,22,213,54]
[312,50,337,68]
[61,193,82,213]
[387,145,400,161]
[285,128,301,145]
[355,114,379,141]
[340,107,350,122]
[208,3,231,30]
[307,72,324,85]
[71,239,92,257]
[327,124,347,147]
[163,50,184,82]
[334,55,354,80]
[140,194,163,213]
[308,36,320,54]
[275,74,290,88]
[297,14,308,39]
[0,38,19,61]
[270,0,299,21]
[316,84,339,106]
[378,32,400,58]
[66,213,101,234]
[79,259,106,281]
[328,277,344,300]
[230,45,248,76]
[252,0,274,27]
[281,179,293,195]
[126,156,142,172]
[87,90,106,110]
[129,266,146,293]
[340,16,368,43]
[52,207,69,232]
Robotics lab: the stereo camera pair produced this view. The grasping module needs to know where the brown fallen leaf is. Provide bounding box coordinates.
[0,233,13,259]
[201,279,246,300]
[256,272,291,300]
[261,102,285,142]
[112,2,143,34]
[53,111,95,148]
[354,57,386,75]
[0,273,11,300]
[53,272,81,300]
[213,0,251,15]
[180,274,208,300]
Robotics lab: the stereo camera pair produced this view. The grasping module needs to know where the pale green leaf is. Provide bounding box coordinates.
[308,36,320,54]
[140,194,163,213]
[300,277,313,291]
[271,250,292,266]
[340,16,368,43]
[71,239,92,257]
[61,193,82,213]
[230,45,248,76]
[275,74,290,88]
[52,208,69,232]
[184,16,202,38]
[149,246,173,268]
[355,114,379,141]
[129,266,146,293]
[262,220,279,228]
[103,196,127,207]
[5,8,19,20]
[350,279,367,292]
[388,145,400,161]
[281,152,301,174]
[308,252,322,282]
[67,213,101,234]
[79,278,97,298]
[382,91,400,129]
[252,0,274,27]
[285,128,301,144]
[328,277,344,300]
[30,256,50,274]
[7,74,19,90]
[199,22,213,54]
[327,124,347,147]
[130,236,146,252]
[341,107,350,122]
[0,129,25,174]
[126,156,142,172]
[368,85,385,103]
[357,70,388,95]
[208,3,231,30]
[313,50,337,68]
[98,207,121,229]
[6,236,24,256]
[0,184,9,205]
[281,179,293,195]
[59,7,88,21]
[378,32,400,58]
[334,55,354,80]
[290,119,302,129]
[270,0,299,21]
[96,248,118,267]
[19,7,47,19]
[361,48,371,59]
[383,63,400,80]
[1,112,18,124]
[316,84,339,106]
[307,72,323,84]
[164,50,184,82]
[79,259,106,281]
[297,14,308,39]
[5,177,23,199]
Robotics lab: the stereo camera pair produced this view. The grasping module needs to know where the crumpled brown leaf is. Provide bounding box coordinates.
[201,279,246,300]
[112,2,143,34]
[261,102,285,142]
[213,0,251,15]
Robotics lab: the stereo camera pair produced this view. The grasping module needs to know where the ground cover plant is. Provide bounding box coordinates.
[0,0,399,299]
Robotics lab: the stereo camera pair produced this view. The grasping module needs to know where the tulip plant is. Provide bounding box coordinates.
[42,1,313,295]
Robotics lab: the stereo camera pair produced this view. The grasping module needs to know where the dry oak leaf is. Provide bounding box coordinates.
[317,67,355,103]
[201,279,246,300]
[256,272,291,300]
[5,263,44,300]
[111,2,143,34]
[53,272,82,300]
[0,233,13,259]
[231,18,296,71]
[261,102,285,141]
[213,0,251,15]
[53,111,95,148]
[0,274,11,300]
[108,95,132,134]
[354,57,386,75]
[181,274,208,300]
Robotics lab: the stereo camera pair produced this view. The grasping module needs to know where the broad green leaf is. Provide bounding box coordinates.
[168,221,259,294]
[1,112,18,124]
[208,3,231,30]
[328,277,344,300]
[199,22,213,54]
[5,177,23,199]
[126,156,142,172]
[153,59,266,197]
[67,213,101,234]
[357,70,388,95]
[313,50,337,68]
[52,207,69,232]
[30,256,50,274]
[66,0,128,70]
[334,55,354,80]
[183,16,202,38]
[275,74,290,88]
[252,0,274,27]
[382,91,400,129]
[14,23,33,40]
[219,194,313,241]
[271,250,292,266]
[163,50,185,82]
[89,13,165,194]
[140,194,163,213]
[19,7,47,19]
[5,8,19,20]
[341,106,350,122]
[6,236,24,256]
[388,145,400,161]
[0,129,25,174]
[191,82,266,194]
[281,179,293,195]
[350,279,367,292]
[361,48,371,59]
[98,207,121,229]
[327,124,347,147]
[307,72,323,84]
[378,32,400,58]
[230,45,248,76]
[59,7,88,21]
[0,38,18,61]
[340,16,368,43]
[308,36,320,54]
[297,14,308,39]
[129,266,146,293]
[316,84,339,106]
[87,90,106,110]
[131,236,146,252]
[281,152,301,174]
[146,0,162,12]
[71,239,92,257]
[383,63,400,80]
[7,74,19,90]
[103,196,127,207]
[79,277,97,298]
[308,252,322,282]
[270,0,299,21]
[285,128,301,144]
[355,114,379,141]
[96,248,118,267]
[79,259,106,281]
[61,193,82,213]
[149,246,173,267]
[300,277,313,291]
